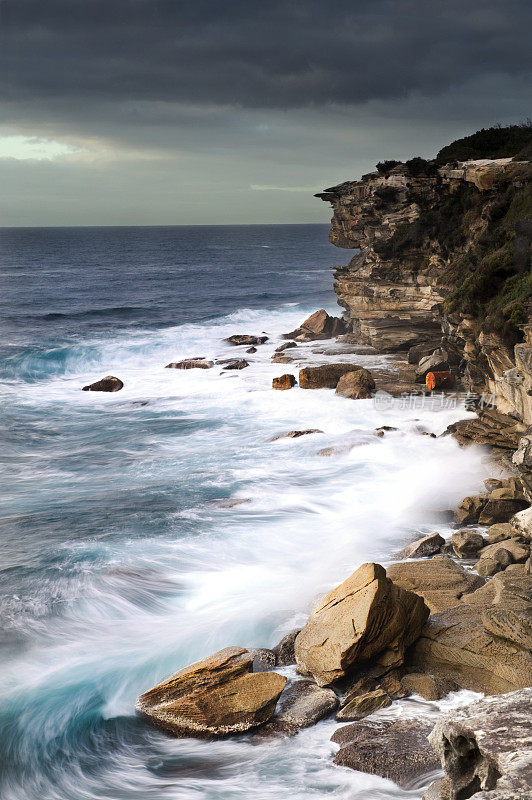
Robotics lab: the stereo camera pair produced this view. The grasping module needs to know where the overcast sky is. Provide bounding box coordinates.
[1,0,531,226]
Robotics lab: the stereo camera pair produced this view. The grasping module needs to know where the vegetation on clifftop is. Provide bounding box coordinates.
[436,122,532,164]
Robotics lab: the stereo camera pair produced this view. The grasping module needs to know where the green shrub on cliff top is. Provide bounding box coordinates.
[436,123,532,165]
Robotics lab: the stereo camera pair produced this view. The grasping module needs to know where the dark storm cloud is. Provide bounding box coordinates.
[2,0,531,118]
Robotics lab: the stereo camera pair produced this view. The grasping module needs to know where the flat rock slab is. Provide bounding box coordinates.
[386,556,484,613]
[225,335,268,346]
[165,359,213,369]
[333,718,440,789]
[429,688,532,800]
[136,646,286,738]
[294,562,428,686]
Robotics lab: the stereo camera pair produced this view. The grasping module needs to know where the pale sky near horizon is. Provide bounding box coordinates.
[1,0,531,227]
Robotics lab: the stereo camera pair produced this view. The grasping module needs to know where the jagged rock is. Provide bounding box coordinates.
[407,575,532,694]
[339,676,377,708]
[379,673,410,699]
[445,410,526,453]
[272,629,300,666]
[299,363,361,389]
[216,358,249,370]
[294,562,429,686]
[428,689,532,800]
[408,343,437,364]
[510,506,532,540]
[225,335,268,346]
[334,368,375,399]
[478,494,528,525]
[386,556,484,613]
[416,351,449,382]
[275,341,297,352]
[82,375,124,392]
[165,359,213,369]
[332,718,440,789]
[283,309,346,342]
[487,523,514,543]
[271,429,322,441]
[136,646,286,738]
[454,495,488,526]
[261,680,338,735]
[272,374,296,390]
[451,530,485,558]
[335,688,391,721]
[401,672,459,700]
[249,649,276,672]
[397,532,445,559]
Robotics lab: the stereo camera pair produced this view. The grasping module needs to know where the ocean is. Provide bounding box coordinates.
[0,224,485,799]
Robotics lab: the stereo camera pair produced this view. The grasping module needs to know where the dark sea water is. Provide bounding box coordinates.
[0,225,484,800]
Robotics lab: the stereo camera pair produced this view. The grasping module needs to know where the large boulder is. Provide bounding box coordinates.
[407,573,532,694]
[451,530,486,558]
[82,375,123,392]
[283,309,346,341]
[510,506,532,540]
[294,563,429,686]
[332,718,440,790]
[225,335,268,346]
[428,689,532,800]
[335,368,375,399]
[386,556,484,613]
[454,495,489,526]
[136,646,286,738]
[478,490,528,525]
[474,540,529,577]
[299,363,361,389]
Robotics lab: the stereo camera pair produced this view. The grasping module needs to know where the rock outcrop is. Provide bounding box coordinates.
[294,562,429,686]
[136,646,286,738]
[298,363,361,389]
[283,309,346,341]
[428,688,532,800]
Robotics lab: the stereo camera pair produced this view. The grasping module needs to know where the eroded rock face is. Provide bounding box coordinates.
[428,689,532,800]
[408,573,532,694]
[332,718,440,789]
[335,368,375,399]
[451,530,485,558]
[335,688,391,721]
[294,562,429,686]
[136,646,286,738]
[386,556,484,613]
[299,363,361,389]
[82,375,123,392]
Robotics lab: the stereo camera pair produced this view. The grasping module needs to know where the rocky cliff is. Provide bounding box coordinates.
[317,132,532,428]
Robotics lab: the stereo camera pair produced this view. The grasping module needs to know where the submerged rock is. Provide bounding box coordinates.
[294,562,429,686]
[428,688,532,800]
[225,335,268,346]
[82,375,124,392]
[335,368,375,399]
[271,354,294,364]
[332,718,440,789]
[299,363,361,389]
[272,374,296,390]
[136,646,286,738]
[165,359,213,369]
[271,429,322,441]
[216,358,249,370]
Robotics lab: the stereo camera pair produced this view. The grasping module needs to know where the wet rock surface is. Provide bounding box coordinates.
[271,429,323,441]
[283,309,346,342]
[397,532,445,559]
[82,375,124,392]
[334,368,375,399]
[332,718,440,789]
[225,335,268,346]
[299,363,362,389]
[165,359,213,369]
[272,374,296,390]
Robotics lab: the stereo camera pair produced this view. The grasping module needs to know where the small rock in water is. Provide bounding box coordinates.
[216,359,249,370]
[165,359,213,369]
[271,354,294,364]
[335,689,391,721]
[401,672,459,700]
[275,341,297,352]
[271,429,323,441]
[246,346,257,353]
[397,531,444,559]
[225,334,268,346]
[272,374,296,390]
[249,648,276,672]
[82,375,123,392]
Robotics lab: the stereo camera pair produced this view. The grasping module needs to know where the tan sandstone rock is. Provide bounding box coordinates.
[299,363,361,389]
[272,374,296,390]
[386,556,484,613]
[335,369,375,399]
[136,646,287,738]
[294,562,428,686]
